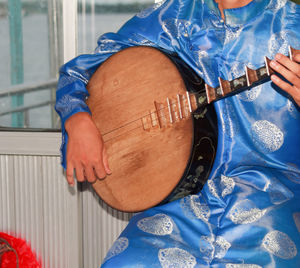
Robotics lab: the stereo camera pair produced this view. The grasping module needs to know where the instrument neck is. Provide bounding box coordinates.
[193,46,297,108]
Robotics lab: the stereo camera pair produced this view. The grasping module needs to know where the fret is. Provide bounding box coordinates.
[154,101,165,128]
[205,83,216,104]
[181,94,191,117]
[264,57,274,76]
[190,94,198,112]
[166,97,173,124]
[177,94,183,119]
[218,77,231,95]
[216,75,248,99]
[186,91,192,113]
[289,46,296,61]
[245,66,258,86]
[142,115,151,131]
[150,109,159,128]
[194,46,299,108]
[171,97,181,121]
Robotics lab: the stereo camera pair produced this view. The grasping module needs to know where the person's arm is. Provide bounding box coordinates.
[64,112,110,185]
[270,51,300,107]
[55,0,184,185]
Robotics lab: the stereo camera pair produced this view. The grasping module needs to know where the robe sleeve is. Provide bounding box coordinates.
[55,1,177,168]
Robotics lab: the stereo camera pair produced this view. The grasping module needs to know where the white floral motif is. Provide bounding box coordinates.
[226,264,262,268]
[137,214,173,235]
[237,85,262,102]
[221,175,235,197]
[268,0,287,11]
[228,199,267,224]
[207,178,219,198]
[268,31,289,58]
[251,120,284,153]
[224,27,242,44]
[228,61,245,80]
[103,237,129,262]
[207,175,235,199]
[214,236,231,258]
[262,230,297,259]
[199,235,215,260]
[180,195,210,222]
[199,235,231,260]
[158,248,196,268]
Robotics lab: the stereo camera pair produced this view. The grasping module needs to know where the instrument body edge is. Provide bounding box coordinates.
[86,46,217,212]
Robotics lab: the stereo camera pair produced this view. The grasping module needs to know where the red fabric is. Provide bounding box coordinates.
[0,232,41,268]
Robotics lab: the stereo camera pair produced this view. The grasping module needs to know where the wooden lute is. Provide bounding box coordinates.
[86,46,298,212]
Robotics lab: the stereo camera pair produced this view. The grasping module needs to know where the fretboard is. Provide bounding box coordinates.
[194,46,298,107]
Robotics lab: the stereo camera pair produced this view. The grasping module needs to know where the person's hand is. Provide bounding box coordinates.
[65,112,111,186]
[270,51,300,106]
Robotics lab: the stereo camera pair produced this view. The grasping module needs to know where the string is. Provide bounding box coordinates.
[103,125,145,144]
[95,45,298,142]
[98,53,276,142]
[101,98,199,142]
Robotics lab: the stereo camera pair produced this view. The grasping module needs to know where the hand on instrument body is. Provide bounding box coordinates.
[270,52,300,107]
[65,112,111,186]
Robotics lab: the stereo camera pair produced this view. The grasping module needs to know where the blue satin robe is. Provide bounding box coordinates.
[55,0,300,267]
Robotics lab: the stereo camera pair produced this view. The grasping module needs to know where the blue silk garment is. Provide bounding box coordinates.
[55,0,300,267]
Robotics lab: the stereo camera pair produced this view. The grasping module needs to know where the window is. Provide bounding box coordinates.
[1,0,300,130]
[78,0,153,54]
[0,0,154,130]
[0,0,63,129]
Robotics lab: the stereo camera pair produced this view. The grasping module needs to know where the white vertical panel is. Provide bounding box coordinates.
[82,184,132,267]
[12,155,43,263]
[0,154,131,268]
[0,155,15,232]
[41,156,82,268]
[62,0,77,63]
[0,155,83,268]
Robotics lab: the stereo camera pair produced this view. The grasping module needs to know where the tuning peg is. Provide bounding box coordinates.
[264,56,275,76]
[288,46,299,61]
[218,77,231,95]
[245,65,258,87]
[205,83,216,104]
